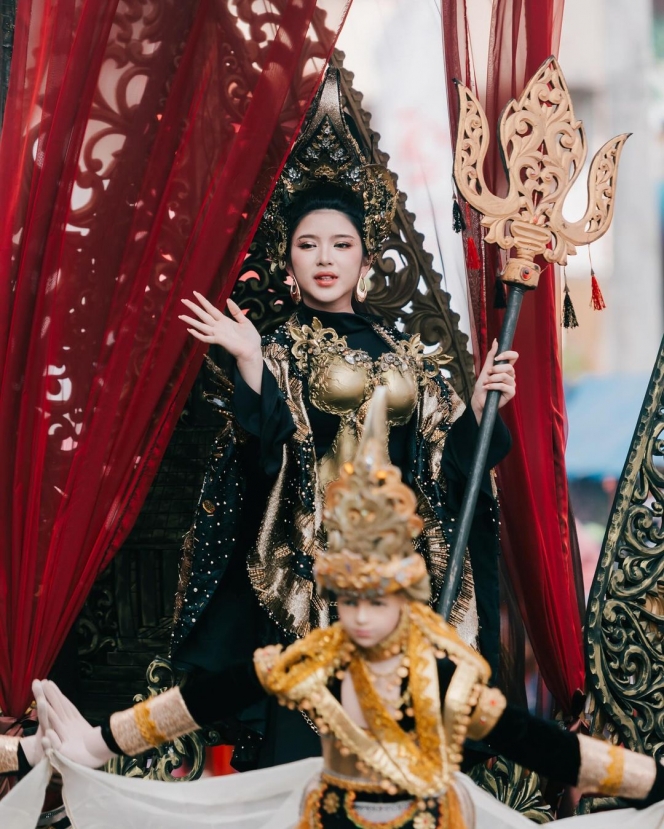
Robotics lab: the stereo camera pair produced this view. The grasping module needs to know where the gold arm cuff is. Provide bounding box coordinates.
[0,735,20,774]
[110,687,199,756]
[577,734,656,799]
[466,686,507,741]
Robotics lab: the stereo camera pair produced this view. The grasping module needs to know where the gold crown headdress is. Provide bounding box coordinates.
[315,387,427,597]
[260,68,398,270]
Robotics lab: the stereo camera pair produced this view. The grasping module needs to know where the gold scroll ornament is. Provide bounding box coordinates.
[453,56,629,288]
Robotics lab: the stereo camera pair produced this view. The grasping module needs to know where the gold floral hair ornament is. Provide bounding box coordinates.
[316,386,426,597]
[260,67,398,270]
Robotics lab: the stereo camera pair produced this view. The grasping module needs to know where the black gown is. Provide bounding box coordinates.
[171,305,510,769]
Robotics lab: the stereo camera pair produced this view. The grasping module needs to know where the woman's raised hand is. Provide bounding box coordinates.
[179,292,262,365]
[34,679,117,768]
[470,339,518,423]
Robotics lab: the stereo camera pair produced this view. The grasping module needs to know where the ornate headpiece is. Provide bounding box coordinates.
[315,387,427,597]
[260,67,398,270]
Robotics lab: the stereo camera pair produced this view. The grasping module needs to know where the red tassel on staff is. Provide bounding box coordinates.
[466,237,481,270]
[590,268,606,310]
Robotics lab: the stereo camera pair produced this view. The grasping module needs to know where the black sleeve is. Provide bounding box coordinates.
[179,661,267,727]
[232,362,296,477]
[486,705,664,810]
[100,661,267,756]
[485,704,580,785]
[441,405,511,511]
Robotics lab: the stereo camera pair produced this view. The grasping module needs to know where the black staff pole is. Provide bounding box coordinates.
[437,282,527,620]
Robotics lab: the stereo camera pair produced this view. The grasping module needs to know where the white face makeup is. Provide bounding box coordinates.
[336,593,407,649]
[287,209,370,313]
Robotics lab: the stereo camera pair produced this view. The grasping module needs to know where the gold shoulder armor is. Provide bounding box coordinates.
[410,603,491,683]
[253,624,350,701]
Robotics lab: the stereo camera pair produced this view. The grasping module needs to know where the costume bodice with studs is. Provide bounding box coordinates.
[288,311,445,491]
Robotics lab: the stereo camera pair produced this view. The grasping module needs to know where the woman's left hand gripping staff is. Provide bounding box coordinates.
[33,679,116,768]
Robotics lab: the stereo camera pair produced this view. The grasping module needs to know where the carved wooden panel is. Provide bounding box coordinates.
[586,336,664,756]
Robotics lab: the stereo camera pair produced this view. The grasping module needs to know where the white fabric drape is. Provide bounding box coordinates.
[4,754,664,829]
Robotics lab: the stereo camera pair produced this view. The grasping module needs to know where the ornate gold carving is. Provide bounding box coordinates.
[319,387,426,596]
[454,57,629,286]
[316,551,427,599]
[585,337,664,758]
[260,67,397,269]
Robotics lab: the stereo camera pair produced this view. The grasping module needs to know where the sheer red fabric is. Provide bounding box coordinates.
[443,0,585,713]
[0,0,351,718]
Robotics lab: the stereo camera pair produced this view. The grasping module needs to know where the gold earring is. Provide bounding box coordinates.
[290,277,301,304]
[355,275,368,302]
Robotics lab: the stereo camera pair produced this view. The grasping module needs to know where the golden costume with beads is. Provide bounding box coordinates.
[9,389,657,829]
[251,389,504,827]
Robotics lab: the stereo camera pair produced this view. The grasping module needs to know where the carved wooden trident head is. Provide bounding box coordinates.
[453,56,630,289]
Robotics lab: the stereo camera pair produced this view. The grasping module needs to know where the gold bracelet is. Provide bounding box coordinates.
[466,686,506,741]
[134,700,168,748]
[0,735,19,774]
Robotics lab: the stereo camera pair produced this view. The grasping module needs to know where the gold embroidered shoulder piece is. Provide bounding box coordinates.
[254,603,494,799]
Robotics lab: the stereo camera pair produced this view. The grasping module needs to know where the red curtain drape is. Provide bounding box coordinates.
[0,0,351,719]
[442,0,585,713]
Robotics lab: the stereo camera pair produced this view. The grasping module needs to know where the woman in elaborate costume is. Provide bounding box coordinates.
[171,69,517,768]
[5,390,663,829]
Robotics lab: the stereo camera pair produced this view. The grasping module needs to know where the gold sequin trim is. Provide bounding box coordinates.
[297,784,323,829]
[248,337,329,638]
[344,790,419,829]
[0,735,19,774]
[321,771,387,794]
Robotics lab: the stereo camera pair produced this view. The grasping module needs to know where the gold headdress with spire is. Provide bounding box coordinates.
[315,387,427,597]
[260,68,398,270]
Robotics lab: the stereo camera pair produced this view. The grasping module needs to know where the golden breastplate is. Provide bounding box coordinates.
[308,352,420,426]
[289,317,443,490]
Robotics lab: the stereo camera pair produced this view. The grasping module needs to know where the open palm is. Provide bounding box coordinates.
[179,292,261,364]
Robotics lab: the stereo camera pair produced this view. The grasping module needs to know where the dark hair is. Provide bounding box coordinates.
[285,182,367,257]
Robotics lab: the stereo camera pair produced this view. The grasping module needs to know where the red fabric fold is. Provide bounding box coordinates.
[0,0,351,718]
[443,0,585,712]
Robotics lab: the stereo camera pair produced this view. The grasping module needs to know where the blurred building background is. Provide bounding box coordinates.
[338,0,664,598]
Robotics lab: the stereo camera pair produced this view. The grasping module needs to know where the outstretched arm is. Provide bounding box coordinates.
[38,661,266,766]
[475,688,663,807]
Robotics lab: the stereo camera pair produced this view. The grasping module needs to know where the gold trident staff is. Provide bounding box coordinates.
[438,56,630,619]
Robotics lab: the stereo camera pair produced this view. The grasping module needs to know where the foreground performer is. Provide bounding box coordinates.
[173,70,516,766]
[8,389,663,828]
